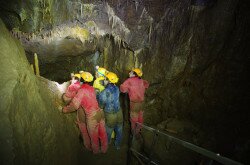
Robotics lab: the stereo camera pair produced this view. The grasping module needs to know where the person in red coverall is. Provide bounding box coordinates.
[62,73,91,151]
[120,68,149,135]
[62,73,81,103]
[63,72,108,154]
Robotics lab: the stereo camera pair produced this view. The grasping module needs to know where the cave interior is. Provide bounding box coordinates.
[0,0,249,164]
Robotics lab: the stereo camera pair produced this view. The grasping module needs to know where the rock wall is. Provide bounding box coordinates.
[142,0,250,163]
[0,19,81,165]
[0,0,249,164]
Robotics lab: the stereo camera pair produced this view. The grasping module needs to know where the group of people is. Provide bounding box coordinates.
[60,66,149,154]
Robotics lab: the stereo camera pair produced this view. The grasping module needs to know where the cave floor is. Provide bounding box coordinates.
[78,122,130,165]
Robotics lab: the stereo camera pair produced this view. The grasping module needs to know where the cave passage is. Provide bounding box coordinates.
[0,0,249,165]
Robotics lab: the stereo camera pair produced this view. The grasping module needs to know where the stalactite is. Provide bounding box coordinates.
[80,4,83,17]
[103,47,108,68]
[148,23,152,43]
[114,35,121,49]
[108,16,112,26]
[32,33,35,40]
[42,9,45,20]
[112,16,115,29]
[106,2,130,36]
[124,48,127,56]
[122,41,125,48]
[118,38,121,50]
[96,27,100,43]
[128,51,134,69]
[34,53,40,76]
[134,52,138,68]
[135,0,139,11]
[134,49,142,68]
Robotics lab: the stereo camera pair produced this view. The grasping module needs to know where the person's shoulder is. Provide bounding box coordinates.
[124,77,134,82]
[97,77,105,81]
[81,83,92,88]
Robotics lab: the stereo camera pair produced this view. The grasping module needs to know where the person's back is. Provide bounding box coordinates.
[61,73,92,151]
[99,72,123,149]
[65,81,81,97]
[76,83,99,116]
[73,71,108,154]
[120,77,148,102]
[99,84,120,113]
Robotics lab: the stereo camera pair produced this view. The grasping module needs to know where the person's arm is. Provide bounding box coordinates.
[62,93,72,104]
[120,79,129,93]
[64,84,77,98]
[62,101,77,113]
[143,80,149,89]
[62,89,83,113]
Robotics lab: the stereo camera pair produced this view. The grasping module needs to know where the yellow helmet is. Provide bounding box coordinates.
[81,72,93,82]
[106,72,119,84]
[73,74,81,79]
[132,68,143,77]
[96,66,107,77]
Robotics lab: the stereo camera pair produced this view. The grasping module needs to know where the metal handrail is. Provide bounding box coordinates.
[129,122,244,165]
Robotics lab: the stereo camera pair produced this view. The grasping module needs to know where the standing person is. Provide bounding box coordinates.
[62,73,91,151]
[99,72,123,150]
[63,72,108,154]
[93,66,108,101]
[120,68,149,135]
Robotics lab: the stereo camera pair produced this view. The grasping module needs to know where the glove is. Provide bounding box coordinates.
[62,93,72,104]
[58,105,63,113]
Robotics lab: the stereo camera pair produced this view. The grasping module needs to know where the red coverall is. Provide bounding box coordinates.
[65,83,108,154]
[63,81,91,151]
[120,77,149,134]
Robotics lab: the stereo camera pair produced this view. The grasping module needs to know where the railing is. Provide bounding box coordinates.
[128,122,244,165]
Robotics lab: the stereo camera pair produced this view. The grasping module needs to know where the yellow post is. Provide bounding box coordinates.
[34,53,40,76]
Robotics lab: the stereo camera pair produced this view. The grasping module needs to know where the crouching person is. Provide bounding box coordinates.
[99,72,123,150]
[64,71,108,154]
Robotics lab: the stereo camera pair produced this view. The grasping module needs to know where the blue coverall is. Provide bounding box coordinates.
[99,83,123,149]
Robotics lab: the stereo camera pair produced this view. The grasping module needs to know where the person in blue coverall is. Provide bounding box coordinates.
[99,72,123,150]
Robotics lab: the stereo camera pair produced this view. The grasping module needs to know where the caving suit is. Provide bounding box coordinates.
[67,83,108,154]
[93,77,105,103]
[62,81,91,151]
[99,84,123,149]
[120,77,149,134]
[64,81,81,99]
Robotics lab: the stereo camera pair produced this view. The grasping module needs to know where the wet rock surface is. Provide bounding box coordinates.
[0,20,81,164]
[0,19,130,165]
[1,0,250,164]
